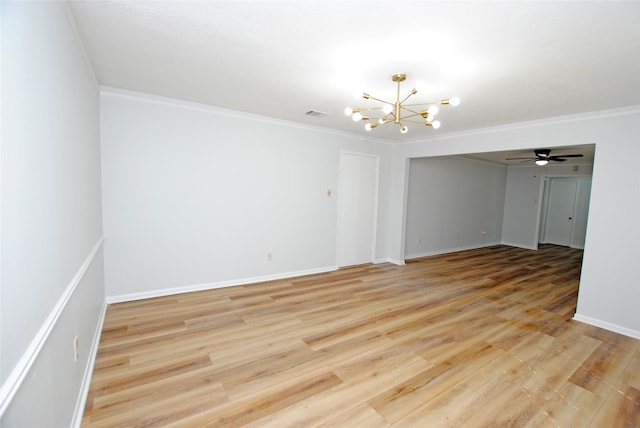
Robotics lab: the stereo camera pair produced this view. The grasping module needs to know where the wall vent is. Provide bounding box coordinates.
[305,110,329,118]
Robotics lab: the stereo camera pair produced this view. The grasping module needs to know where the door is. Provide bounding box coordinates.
[543,178,578,246]
[337,153,378,267]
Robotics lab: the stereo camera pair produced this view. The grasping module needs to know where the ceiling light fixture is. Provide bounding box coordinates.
[344,73,460,134]
[535,159,549,166]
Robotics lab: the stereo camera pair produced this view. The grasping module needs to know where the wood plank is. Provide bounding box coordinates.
[82,245,639,427]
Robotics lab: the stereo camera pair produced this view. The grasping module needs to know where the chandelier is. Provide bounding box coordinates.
[344,73,460,134]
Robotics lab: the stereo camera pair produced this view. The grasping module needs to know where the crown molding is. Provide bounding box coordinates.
[401,105,640,146]
[99,86,396,145]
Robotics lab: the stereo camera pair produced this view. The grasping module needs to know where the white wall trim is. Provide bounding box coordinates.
[106,265,339,304]
[500,241,538,251]
[509,162,595,170]
[99,86,395,145]
[72,298,108,428]
[0,236,104,418]
[405,242,502,260]
[402,105,640,145]
[573,314,640,340]
[374,258,405,266]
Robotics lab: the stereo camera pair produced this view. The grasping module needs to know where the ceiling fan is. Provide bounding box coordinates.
[506,148,583,165]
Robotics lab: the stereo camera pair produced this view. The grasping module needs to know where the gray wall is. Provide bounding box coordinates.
[100,90,392,300]
[501,163,593,249]
[1,2,104,426]
[405,157,506,257]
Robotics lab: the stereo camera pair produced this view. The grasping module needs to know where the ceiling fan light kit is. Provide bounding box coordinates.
[506,148,584,165]
[344,73,460,134]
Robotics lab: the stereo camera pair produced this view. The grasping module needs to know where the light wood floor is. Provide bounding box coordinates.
[82,245,639,427]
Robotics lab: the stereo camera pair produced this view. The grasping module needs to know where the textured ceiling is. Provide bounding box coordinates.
[68,1,640,143]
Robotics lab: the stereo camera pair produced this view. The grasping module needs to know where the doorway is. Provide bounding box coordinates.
[337,152,379,267]
[540,176,592,248]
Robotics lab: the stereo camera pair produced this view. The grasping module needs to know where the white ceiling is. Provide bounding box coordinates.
[68,1,640,144]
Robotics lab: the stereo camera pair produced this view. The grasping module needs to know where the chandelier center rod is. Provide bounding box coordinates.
[393,74,405,124]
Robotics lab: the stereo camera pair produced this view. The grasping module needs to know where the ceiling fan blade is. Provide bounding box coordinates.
[507,151,584,163]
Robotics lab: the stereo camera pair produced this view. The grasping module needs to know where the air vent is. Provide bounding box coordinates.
[305,110,329,118]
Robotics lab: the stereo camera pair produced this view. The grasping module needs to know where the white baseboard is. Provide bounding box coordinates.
[500,241,538,251]
[405,242,502,260]
[373,258,405,266]
[72,299,108,428]
[0,237,104,418]
[106,265,340,304]
[539,241,585,250]
[572,314,640,340]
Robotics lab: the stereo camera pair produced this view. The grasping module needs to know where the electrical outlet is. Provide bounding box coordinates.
[73,336,79,362]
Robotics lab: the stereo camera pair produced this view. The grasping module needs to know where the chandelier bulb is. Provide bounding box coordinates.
[383,104,393,114]
[344,107,353,116]
[426,114,434,122]
[428,105,439,115]
[449,96,461,107]
[352,112,364,122]
[400,125,408,134]
[432,120,441,129]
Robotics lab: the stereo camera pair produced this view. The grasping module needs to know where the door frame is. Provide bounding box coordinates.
[535,174,591,249]
[336,151,380,267]
[540,177,579,246]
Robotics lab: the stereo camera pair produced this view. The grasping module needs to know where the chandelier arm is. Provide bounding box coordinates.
[402,102,438,107]
[366,95,394,105]
[399,91,417,105]
[399,116,425,122]
[402,119,430,124]
[400,108,425,116]
[356,107,386,112]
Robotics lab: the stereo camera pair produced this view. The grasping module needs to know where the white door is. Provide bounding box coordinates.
[337,153,378,267]
[543,178,578,246]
